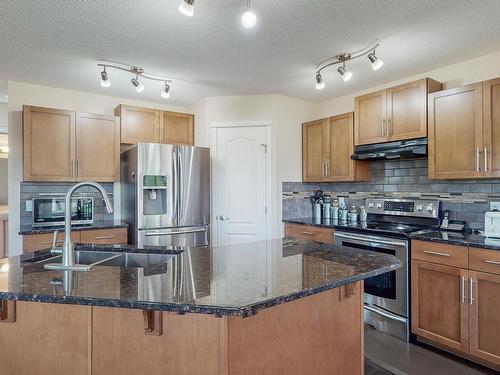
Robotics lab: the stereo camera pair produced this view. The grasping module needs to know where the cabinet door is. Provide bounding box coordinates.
[23,106,75,181]
[469,270,500,366]
[483,77,500,178]
[23,231,81,253]
[428,83,483,179]
[302,119,326,182]
[116,105,160,144]
[160,111,194,145]
[75,113,120,182]
[386,79,428,141]
[354,89,387,145]
[325,112,370,182]
[411,260,469,353]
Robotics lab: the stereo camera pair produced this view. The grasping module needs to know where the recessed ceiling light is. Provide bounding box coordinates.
[178,0,195,17]
[241,0,257,28]
[315,73,325,90]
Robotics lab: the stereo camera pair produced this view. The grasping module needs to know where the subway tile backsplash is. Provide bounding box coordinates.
[20,182,114,226]
[283,159,500,230]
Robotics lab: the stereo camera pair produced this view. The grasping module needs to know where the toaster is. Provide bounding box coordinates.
[484,211,500,238]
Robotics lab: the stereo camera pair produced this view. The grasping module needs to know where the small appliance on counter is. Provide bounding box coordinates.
[439,210,465,232]
[484,210,500,238]
[32,197,94,227]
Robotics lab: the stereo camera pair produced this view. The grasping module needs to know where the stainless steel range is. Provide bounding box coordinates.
[334,198,441,341]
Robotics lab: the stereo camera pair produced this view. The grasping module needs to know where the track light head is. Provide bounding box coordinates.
[100,67,111,87]
[161,83,170,99]
[315,73,325,90]
[337,63,352,82]
[368,51,384,71]
[178,0,195,17]
[131,76,144,93]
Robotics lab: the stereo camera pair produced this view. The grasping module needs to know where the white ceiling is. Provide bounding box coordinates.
[0,1,500,107]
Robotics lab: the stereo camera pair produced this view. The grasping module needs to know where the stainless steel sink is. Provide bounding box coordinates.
[28,251,174,270]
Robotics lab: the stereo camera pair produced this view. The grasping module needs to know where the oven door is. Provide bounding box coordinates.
[334,231,408,317]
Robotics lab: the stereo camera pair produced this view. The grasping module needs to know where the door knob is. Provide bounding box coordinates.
[218,215,229,221]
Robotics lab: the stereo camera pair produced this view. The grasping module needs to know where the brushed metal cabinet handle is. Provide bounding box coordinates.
[469,277,474,305]
[299,231,313,235]
[94,235,116,240]
[484,145,488,172]
[476,148,480,172]
[460,276,466,304]
[485,259,500,266]
[422,250,450,257]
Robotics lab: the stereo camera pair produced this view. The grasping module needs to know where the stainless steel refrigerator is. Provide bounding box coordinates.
[121,143,210,247]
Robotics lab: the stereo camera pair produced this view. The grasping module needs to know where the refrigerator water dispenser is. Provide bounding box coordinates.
[143,175,168,215]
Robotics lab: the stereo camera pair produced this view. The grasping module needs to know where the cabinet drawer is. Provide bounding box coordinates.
[23,231,80,253]
[285,223,334,244]
[411,240,468,268]
[469,247,500,276]
[80,228,127,245]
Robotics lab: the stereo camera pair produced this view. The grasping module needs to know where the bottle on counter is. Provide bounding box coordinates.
[339,202,348,221]
[331,199,339,221]
[359,206,367,222]
[312,203,322,219]
[348,205,358,223]
[322,195,331,220]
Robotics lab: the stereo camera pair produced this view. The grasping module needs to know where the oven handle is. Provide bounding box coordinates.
[364,304,407,324]
[334,232,407,248]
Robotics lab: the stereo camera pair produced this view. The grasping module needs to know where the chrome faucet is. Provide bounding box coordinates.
[44,181,113,272]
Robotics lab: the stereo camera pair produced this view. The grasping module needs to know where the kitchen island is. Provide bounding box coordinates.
[0,239,400,375]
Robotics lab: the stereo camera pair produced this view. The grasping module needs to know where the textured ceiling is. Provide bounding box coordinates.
[0,1,500,106]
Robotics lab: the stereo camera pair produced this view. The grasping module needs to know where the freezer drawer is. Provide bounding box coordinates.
[138,226,209,247]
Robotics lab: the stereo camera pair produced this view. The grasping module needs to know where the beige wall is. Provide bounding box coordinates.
[8,81,190,254]
[0,158,7,205]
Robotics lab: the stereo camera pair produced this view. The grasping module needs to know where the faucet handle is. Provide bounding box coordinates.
[51,230,62,255]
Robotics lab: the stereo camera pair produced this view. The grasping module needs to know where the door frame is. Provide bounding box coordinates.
[210,120,272,247]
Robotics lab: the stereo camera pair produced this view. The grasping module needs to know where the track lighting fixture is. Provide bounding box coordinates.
[315,43,383,90]
[100,67,111,87]
[241,0,257,28]
[315,73,325,90]
[178,0,195,17]
[131,76,144,93]
[367,50,384,71]
[161,83,170,99]
[337,63,352,82]
[97,62,173,98]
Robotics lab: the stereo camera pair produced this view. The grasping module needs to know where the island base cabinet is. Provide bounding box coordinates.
[92,282,364,375]
[0,302,91,375]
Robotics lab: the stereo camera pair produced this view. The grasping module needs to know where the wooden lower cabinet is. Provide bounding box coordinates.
[411,260,469,352]
[469,270,500,365]
[284,223,334,244]
[79,227,127,245]
[22,231,81,253]
[0,302,91,375]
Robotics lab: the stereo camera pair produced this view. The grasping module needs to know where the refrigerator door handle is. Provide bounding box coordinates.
[178,151,183,221]
[145,228,207,236]
[172,148,178,225]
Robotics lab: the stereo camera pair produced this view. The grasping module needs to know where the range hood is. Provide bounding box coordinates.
[351,138,427,161]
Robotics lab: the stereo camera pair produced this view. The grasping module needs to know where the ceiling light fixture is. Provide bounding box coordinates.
[315,73,325,90]
[367,50,384,71]
[241,0,257,28]
[337,62,352,82]
[315,43,383,90]
[161,82,170,99]
[100,66,111,87]
[178,0,195,17]
[97,62,173,98]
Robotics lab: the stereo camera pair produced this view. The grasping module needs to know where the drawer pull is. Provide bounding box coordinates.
[299,231,314,235]
[40,240,63,245]
[422,250,450,257]
[94,235,116,240]
[485,259,500,266]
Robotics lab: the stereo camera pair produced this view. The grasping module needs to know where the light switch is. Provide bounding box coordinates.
[25,200,33,212]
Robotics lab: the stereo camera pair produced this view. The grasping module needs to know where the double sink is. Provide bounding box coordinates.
[25,250,175,270]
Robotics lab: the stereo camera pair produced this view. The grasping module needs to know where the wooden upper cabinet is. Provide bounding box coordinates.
[411,260,469,353]
[75,113,120,182]
[160,111,194,145]
[115,105,160,144]
[354,89,387,145]
[428,83,483,179]
[23,106,76,181]
[354,78,442,146]
[469,270,500,366]
[302,119,326,182]
[483,77,500,178]
[303,113,370,182]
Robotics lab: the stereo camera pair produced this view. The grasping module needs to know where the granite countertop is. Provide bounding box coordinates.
[410,230,500,251]
[19,221,128,235]
[0,239,401,317]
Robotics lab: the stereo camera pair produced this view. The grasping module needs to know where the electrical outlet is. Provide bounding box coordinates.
[25,200,33,212]
[490,202,500,211]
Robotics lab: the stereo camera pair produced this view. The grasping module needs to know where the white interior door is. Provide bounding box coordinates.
[214,126,269,246]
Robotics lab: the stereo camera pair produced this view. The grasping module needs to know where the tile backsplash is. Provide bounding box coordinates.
[283,159,500,230]
[20,182,114,226]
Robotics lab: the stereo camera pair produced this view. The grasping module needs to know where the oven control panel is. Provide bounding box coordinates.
[366,198,440,218]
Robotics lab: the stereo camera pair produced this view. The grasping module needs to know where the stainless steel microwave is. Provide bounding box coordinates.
[32,197,94,227]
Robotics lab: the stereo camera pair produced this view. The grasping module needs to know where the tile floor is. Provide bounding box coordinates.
[365,326,496,375]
